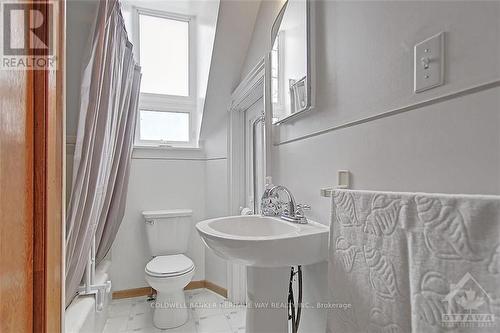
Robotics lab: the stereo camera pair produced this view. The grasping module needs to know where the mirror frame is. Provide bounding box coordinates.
[270,0,315,125]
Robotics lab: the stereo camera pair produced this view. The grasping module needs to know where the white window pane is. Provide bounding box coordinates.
[139,14,189,96]
[139,110,190,142]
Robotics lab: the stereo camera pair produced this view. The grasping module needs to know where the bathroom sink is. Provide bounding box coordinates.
[196,215,329,267]
[197,215,329,332]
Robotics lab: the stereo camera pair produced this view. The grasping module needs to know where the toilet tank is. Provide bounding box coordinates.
[142,209,193,256]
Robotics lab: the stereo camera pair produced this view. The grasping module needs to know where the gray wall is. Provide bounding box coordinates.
[66,0,98,139]
[66,0,98,202]
[242,1,500,331]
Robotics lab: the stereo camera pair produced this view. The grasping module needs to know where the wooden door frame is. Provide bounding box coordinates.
[30,0,65,331]
[0,1,64,331]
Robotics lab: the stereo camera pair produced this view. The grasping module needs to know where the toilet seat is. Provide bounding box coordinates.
[145,254,194,278]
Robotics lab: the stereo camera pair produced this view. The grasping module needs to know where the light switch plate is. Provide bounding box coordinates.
[414,32,444,93]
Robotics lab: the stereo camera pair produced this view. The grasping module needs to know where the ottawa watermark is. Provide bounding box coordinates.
[1,1,56,70]
[441,272,496,328]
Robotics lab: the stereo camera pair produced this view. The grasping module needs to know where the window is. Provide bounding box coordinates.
[270,32,285,121]
[139,14,189,96]
[138,110,190,143]
[133,8,196,148]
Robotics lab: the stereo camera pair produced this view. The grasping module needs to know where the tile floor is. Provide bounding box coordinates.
[103,289,246,333]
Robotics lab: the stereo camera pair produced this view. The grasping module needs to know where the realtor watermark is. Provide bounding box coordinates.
[1,1,56,70]
[441,272,496,328]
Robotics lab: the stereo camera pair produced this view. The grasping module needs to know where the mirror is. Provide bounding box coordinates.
[270,0,314,124]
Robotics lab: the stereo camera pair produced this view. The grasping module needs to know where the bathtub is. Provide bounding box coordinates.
[65,260,112,333]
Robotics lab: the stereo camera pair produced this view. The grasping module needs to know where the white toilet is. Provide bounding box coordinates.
[142,209,195,329]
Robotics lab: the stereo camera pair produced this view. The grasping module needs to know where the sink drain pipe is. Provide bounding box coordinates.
[288,265,303,333]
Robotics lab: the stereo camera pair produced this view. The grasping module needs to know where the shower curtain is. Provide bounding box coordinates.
[65,0,141,306]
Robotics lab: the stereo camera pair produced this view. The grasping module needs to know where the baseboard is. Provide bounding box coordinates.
[112,287,155,300]
[112,280,228,300]
[205,280,228,298]
[184,280,205,290]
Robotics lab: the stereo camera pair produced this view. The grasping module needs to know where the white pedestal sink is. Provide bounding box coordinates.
[196,215,329,333]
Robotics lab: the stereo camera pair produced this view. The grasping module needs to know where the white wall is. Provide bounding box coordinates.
[65,0,212,291]
[204,158,229,287]
[110,156,207,290]
[110,0,262,292]
[241,0,286,81]
[66,0,260,292]
[200,0,262,289]
[106,1,220,290]
[200,0,261,137]
[203,120,230,289]
[195,1,220,142]
[106,0,219,291]
[242,1,500,332]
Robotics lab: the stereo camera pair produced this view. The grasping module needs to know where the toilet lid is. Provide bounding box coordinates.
[146,254,194,277]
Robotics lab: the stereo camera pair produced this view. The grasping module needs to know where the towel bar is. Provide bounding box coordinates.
[320,170,350,197]
[320,188,334,197]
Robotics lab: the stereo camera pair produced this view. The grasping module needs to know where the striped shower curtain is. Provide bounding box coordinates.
[65,0,141,306]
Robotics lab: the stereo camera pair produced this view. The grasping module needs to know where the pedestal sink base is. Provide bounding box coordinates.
[196,215,329,332]
[246,266,290,333]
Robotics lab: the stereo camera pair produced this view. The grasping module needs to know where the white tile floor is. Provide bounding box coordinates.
[103,289,246,333]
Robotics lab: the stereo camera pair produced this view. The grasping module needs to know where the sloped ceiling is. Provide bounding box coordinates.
[200,0,262,139]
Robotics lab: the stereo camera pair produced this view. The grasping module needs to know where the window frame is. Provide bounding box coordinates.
[132,7,197,148]
[134,94,196,148]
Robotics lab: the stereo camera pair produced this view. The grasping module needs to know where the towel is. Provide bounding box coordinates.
[326,189,500,333]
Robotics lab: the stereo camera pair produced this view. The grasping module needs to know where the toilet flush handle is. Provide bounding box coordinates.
[145,219,155,225]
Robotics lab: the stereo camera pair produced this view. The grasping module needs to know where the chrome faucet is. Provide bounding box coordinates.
[261,185,310,224]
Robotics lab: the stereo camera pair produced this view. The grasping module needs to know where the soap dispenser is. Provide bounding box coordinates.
[260,176,277,215]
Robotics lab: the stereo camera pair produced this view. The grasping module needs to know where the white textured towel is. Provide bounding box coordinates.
[327,189,500,333]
